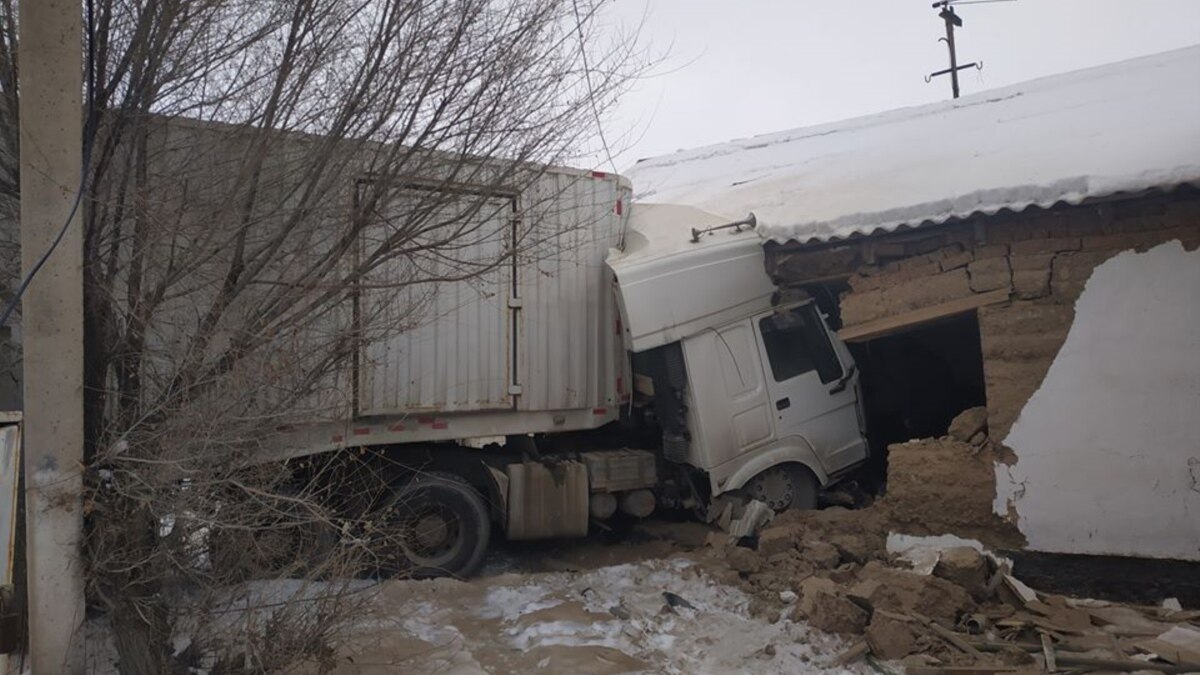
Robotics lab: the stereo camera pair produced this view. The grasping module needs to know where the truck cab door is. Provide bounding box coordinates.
[754,302,867,476]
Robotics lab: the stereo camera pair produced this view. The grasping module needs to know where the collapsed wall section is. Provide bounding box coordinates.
[766,191,1200,555]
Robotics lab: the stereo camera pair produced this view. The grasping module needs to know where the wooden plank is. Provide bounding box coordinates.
[913,611,984,658]
[839,288,1010,343]
[1041,632,1058,671]
[972,640,1200,674]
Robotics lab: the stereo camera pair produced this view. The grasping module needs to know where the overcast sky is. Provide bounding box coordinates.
[594,0,1200,171]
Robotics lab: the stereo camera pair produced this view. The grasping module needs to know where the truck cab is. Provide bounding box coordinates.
[609,203,868,511]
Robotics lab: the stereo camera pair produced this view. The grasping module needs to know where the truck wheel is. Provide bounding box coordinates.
[746,464,818,513]
[375,471,491,579]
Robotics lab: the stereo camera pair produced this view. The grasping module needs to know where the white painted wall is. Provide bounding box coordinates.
[994,240,1200,561]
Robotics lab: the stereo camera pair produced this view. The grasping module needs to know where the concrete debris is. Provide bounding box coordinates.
[797,576,840,616]
[800,587,870,635]
[933,547,991,601]
[726,499,775,539]
[757,523,803,557]
[704,530,730,549]
[856,561,976,623]
[800,539,843,569]
[828,534,874,565]
[702,503,1200,674]
[866,612,919,660]
[725,545,763,574]
[949,406,989,443]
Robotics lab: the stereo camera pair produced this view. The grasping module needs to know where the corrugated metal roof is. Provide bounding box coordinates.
[625,45,1200,245]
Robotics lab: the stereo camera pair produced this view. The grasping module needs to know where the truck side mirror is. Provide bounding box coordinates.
[829,364,857,394]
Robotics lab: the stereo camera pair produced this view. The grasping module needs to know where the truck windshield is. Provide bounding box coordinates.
[759,304,843,384]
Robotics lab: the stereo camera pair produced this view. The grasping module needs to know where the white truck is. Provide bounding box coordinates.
[273,167,869,578]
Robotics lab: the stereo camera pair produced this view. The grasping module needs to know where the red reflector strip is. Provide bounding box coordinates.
[614,199,623,215]
[431,421,448,429]
[591,170,607,179]
[353,427,371,436]
[593,407,607,415]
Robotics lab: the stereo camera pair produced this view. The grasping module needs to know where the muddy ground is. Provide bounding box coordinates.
[306,526,871,675]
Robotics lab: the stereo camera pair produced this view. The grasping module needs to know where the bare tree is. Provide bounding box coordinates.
[1,0,647,671]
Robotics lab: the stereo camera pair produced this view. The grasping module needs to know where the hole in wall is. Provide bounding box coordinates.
[847,311,987,492]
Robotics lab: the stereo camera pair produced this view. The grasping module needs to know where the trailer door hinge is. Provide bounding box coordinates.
[508,384,523,395]
[507,297,523,309]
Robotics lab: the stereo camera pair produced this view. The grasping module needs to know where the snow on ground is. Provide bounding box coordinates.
[76,554,868,674]
[340,556,869,675]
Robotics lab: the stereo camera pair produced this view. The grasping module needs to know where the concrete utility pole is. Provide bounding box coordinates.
[18,0,86,672]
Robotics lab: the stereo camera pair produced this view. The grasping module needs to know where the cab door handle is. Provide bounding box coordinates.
[775,397,790,410]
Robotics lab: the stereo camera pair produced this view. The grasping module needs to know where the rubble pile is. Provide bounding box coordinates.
[692,407,1200,673]
[709,518,1200,674]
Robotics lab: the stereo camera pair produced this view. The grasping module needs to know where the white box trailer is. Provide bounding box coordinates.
[277,167,632,452]
[359,172,628,418]
[270,167,869,579]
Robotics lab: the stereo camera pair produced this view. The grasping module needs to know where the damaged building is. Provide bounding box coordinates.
[628,46,1200,561]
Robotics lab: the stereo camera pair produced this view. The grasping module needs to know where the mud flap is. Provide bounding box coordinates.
[505,461,589,540]
[484,465,509,525]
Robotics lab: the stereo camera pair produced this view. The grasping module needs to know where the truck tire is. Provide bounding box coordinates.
[375,471,491,579]
[745,464,819,513]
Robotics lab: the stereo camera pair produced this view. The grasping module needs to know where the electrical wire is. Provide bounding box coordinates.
[0,0,96,329]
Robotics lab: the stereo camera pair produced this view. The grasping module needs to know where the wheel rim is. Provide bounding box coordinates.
[747,466,796,512]
[395,500,463,567]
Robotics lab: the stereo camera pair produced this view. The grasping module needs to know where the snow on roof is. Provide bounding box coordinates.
[626,46,1200,245]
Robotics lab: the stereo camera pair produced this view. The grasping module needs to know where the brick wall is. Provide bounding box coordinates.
[771,191,1200,440]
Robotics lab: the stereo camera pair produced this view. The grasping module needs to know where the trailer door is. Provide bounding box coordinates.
[357,185,516,415]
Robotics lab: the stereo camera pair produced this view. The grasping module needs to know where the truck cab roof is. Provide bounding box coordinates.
[608,203,776,353]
